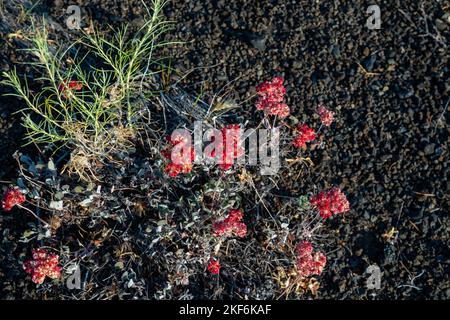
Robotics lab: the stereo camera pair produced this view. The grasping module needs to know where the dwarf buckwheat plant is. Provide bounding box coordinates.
[207,259,221,275]
[296,241,326,278]
[256,76,290,118]
[1,188,26,212]
[292,124,316,148]
[310,187,350,219]
[317,105,335,127]
[23,248,61,284]
[213,209,247,238]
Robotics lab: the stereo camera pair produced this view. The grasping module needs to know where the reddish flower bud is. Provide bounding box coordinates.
[317,105,335,127]
[162,134,195,178]
[58,80,83,98]
[296,241,326,278]
[292,124,316,148]
[255,77,290,118]
[310,187,350,219]
[23,248,61,284]
[213,209,247,238]
[207,259,221,275]
[1,188,26,212]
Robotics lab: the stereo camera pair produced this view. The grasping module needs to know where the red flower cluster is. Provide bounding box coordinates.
[1,188,25,212]
[317,105,335,127]
[213,209,247,238]
[296,241,326,278]
[162,134,195,177]
[309,187,350,219]
[292,124,316,148]
[58,80,83,98]
[209,125,244,170]
[255,76,290,118]
[207,259,221,275]
[23,248,61,284]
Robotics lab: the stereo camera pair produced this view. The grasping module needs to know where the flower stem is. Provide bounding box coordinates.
[17,204,49,227]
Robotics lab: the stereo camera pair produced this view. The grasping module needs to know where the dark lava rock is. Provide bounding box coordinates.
[363,55,377,71]
[224,29,268,51]
[397,88,415,99]
[424,143,436,155]
[354,232,384,263]
[408,207,424,222]
[383,245,397,265]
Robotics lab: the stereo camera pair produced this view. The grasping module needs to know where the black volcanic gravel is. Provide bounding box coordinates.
[0,0,449,299]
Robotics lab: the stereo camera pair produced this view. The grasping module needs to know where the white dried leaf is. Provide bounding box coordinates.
[49,200,64,211]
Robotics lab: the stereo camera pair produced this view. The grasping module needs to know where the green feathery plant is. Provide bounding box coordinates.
[1,0,176,181]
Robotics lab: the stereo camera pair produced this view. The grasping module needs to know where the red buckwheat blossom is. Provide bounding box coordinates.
[23,248,62,284]
[292,124,316,148]
[309,187,350,219]
[1,188,26,212]
[207,259,221,275]
[317,105,335,127]
[162,134,195,177]
[209,125,244,170]
[255,76,290,118]
[213,209,247,238]
[58,80,83,98]
[267,102,290,118]
[296,241,326,278]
